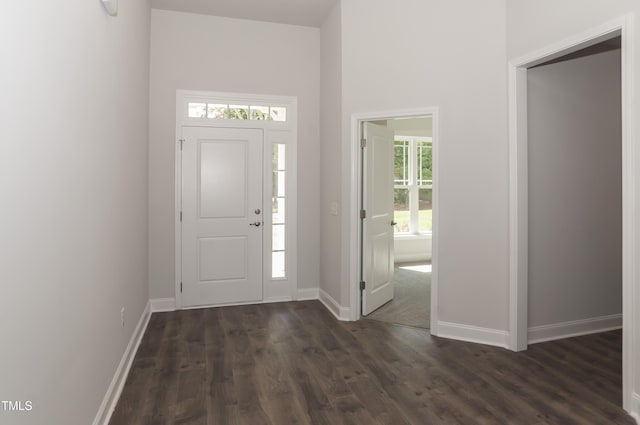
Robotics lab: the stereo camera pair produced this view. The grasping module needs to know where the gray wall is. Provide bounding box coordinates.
[319,3,344,303]
[148,10,321,298]
[338,0,509,329]
[0,0,151,423]
[527,48,622,328]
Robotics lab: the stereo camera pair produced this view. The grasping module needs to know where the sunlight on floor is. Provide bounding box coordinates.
[398,264,432,273]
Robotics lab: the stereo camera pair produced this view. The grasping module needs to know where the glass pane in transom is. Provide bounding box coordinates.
[251,105,270,120]
[207,104,228,119]
[188,102,207,118]
[270,107,287,122]
[228,105,249,119]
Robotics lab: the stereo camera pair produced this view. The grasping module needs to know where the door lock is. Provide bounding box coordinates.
[250,221,262,227]
[254,208,261,215]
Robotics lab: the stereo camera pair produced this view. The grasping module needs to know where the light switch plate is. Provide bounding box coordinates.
[102,0,118,16]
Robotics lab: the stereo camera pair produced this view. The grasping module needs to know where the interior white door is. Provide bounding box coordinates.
[362,122,395,315]
[181,126,263,307]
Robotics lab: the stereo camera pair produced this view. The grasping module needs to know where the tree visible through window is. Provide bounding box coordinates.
[394,137,432,234]
[187,102,286,121]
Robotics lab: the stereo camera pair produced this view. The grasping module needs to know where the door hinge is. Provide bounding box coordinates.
[179,139,185,150]
[360,138,367,149]
[180,211,182,222]
[360,281,366,291]
[360,209,366,219]
[180,282,183,293]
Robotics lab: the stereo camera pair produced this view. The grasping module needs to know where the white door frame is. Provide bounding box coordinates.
[174,90,298,309]
[507,15,637,414]
[349,107,439,335]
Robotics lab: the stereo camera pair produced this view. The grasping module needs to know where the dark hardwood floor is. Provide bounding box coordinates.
[109,301,635,425]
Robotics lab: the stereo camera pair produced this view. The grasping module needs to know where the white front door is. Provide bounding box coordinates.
[181,126,263,307]
[362,122,395,315]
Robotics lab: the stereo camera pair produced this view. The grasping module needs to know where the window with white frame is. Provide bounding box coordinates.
[187,102,287,122]
[394,136,432,234]
[272,144,286,278]
[178,91,297,299]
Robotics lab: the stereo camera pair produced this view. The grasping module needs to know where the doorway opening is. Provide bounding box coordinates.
[526,37,622,345]
[508,16,637,416]
[355,110,438,331]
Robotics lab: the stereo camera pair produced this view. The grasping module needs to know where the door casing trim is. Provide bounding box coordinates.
[174,90,298,309]
[349,107,439,336]
[507,14,637,415]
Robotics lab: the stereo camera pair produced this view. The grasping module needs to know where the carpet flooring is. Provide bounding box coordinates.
[365,263,430,328]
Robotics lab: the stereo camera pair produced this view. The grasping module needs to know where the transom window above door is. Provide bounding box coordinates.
[394,136,432,234]
[187,102,287,122]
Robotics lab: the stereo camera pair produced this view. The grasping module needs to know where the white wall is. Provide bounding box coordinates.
[320,3,344,303]
[0,0,151,423]
[336,0,510,330]
[387,117,433,138]
[506,0,640,417]
[148,10,321,299]
[395,235,432,263]
[527,48,622,328]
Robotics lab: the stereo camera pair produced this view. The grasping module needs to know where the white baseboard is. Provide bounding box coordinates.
[319,289,350,321]
[631,392,640,424]
[92,301,151,425]
[296,288,319,300]
[170,289,332,311]
[436,321,509,348]
[150,297,176,312]
[263,296,294,303]
[394,254,432,263]
[528,314,622,344]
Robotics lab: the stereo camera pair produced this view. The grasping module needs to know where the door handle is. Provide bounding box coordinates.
[391,221,397,226]
[250,221,262,227]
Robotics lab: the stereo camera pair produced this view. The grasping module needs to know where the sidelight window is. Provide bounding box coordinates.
[272,144,286,278]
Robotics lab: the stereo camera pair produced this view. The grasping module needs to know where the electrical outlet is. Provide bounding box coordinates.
[121,307,125,328]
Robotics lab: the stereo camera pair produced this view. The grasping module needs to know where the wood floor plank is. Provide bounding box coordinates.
[345,378,411,425]
[109,301,635,425]
[175,368,207,425]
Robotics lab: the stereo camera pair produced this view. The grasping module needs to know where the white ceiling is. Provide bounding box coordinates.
[149,0,339,27]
